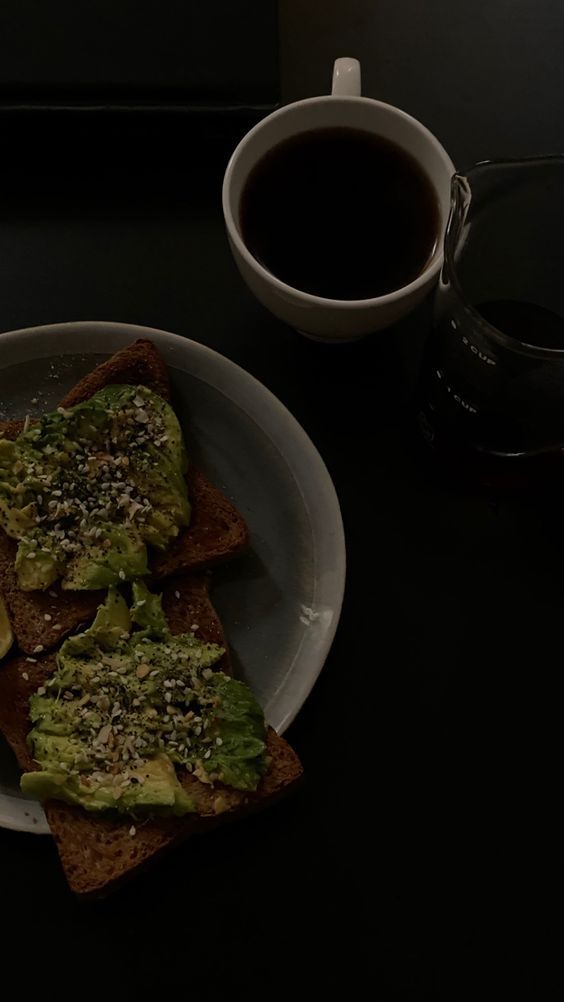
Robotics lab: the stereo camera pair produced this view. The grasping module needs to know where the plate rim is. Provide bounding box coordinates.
[0,320,346,834]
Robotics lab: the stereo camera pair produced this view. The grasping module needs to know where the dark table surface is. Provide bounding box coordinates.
[1,3,563,1000]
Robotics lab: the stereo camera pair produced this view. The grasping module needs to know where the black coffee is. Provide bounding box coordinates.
[477,299,564,350]
[240,127,439,301]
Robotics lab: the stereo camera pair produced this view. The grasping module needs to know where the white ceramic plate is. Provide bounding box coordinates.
[0,322,345,834]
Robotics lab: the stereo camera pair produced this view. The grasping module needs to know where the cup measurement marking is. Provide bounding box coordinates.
[461,335,496,366]
[436,369,478,413]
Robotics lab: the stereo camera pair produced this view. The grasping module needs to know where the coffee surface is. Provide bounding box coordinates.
[241,127,440,300]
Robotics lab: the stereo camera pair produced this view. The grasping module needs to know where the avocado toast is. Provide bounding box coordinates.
[0,340,301,894]
[0,340,249,654]
[0,575,302,896]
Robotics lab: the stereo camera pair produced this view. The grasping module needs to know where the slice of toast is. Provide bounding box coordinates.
[0,340,249,654]
[0,575,302,897]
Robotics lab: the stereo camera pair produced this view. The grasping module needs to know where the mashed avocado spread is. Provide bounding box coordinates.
[0,385,190,591]
[21,583,267,815]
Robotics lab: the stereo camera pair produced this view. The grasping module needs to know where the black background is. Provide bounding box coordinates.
[0,1,278,105]
[1,3,563,999]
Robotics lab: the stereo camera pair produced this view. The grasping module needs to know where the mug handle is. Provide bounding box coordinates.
[331,57,361,96]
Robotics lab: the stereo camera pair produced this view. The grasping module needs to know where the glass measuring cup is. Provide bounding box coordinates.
[418,157,564,486]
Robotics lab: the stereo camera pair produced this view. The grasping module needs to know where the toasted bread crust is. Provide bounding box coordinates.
[59,339,171,407]
[0,575,302,896]
[46,727,299,898]
[152,467,249,579]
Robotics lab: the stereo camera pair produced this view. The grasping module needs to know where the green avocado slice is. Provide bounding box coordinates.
[21,589,267,817]
[0,384,190,591]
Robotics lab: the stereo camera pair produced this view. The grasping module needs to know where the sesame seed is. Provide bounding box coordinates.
[37,686,47,696]
[96,724,112,744]
[175,591,180,600]
[26,657,37,663]
[34,645,44,653]
[118,569,126,580]
[21,672,29,681]
[129,826,136,837]
[44,613,52,622]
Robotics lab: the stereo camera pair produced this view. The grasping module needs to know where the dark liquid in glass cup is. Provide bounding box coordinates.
[418,158,564,487]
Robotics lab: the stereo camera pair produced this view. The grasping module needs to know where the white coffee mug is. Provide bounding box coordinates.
[222,58,455,342]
